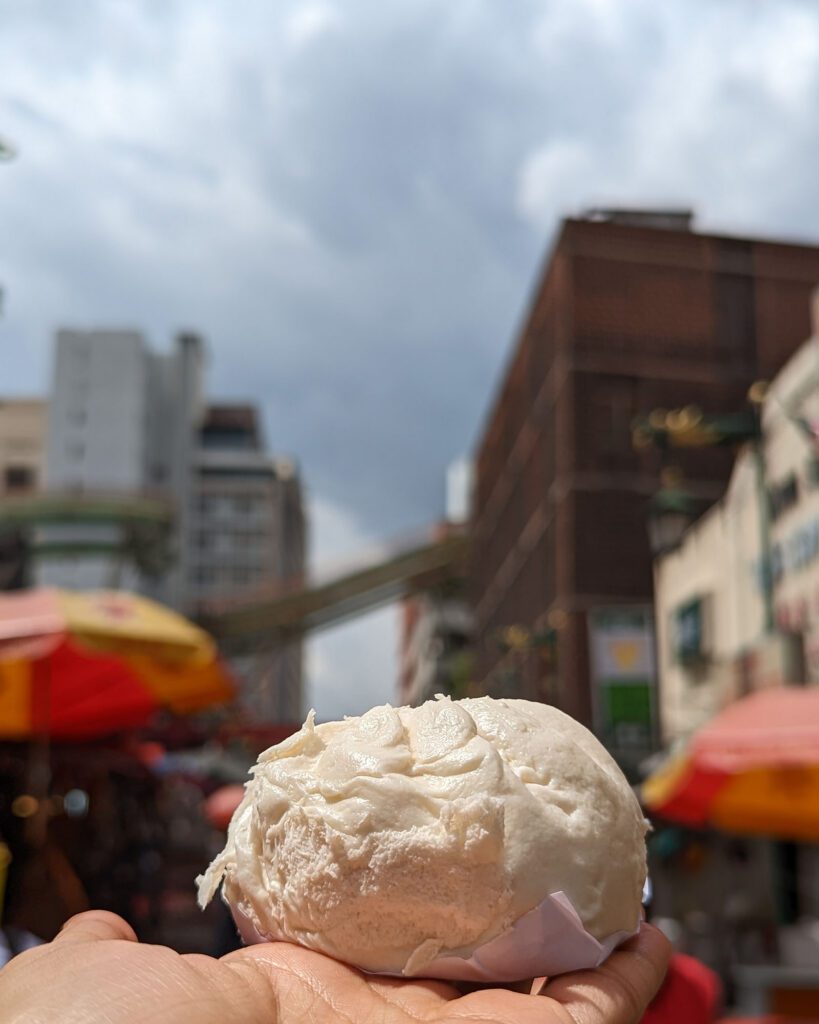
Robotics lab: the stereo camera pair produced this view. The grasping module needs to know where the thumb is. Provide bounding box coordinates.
[53,910,138,946]
[540,923,671,1024]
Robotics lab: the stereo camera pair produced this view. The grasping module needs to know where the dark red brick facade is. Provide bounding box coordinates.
[471,217,819,730]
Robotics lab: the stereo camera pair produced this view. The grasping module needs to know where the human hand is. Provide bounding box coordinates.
[0,909,670,1024]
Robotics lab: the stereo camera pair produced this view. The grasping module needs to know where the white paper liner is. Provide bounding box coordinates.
[419,891,638,982]
[228,888,642,983]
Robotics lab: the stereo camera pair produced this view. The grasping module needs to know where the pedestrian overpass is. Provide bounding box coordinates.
[199,527,470,651]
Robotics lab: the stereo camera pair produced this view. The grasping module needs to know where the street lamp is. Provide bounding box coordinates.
[646,469,707,557]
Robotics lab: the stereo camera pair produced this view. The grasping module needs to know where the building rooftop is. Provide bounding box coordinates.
[580,207,695,231]
[200,403,261,450]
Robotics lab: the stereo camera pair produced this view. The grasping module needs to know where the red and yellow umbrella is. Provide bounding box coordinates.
[0,588,234,739]
[643,688,819,841]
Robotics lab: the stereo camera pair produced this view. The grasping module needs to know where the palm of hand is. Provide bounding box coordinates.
[1,911,669,1024]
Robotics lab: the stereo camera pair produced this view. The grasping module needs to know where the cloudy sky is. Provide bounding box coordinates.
[3,0,819,719]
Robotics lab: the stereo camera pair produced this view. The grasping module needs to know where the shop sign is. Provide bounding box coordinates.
[588,607,656,752]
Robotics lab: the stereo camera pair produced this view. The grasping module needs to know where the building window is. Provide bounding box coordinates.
[197,495,231,516]
[234,531,266,550]
[783,631,807,685]
[769,474,798,521]
[66,442,85,461]
[671,595,712,668]
[68,409,87,427]
[595,389,635,457]
[4,465,35,491]
[196,531,215,550]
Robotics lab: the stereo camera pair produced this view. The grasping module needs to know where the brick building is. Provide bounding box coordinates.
[471,211,819,760]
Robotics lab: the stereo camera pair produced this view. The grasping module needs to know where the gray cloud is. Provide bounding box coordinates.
[3,0,819,714]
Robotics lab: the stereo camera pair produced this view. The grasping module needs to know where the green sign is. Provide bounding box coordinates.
[602,682,653,726]
[589,606,657,752]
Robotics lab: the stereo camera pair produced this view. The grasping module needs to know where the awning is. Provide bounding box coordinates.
[0,587,234,740]
[642,688,819,841]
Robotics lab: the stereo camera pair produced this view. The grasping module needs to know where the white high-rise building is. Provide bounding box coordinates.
[36,329,306,722]
[37,329,204,596]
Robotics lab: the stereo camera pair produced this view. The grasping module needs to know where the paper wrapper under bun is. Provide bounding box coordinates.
[228,887,643,983]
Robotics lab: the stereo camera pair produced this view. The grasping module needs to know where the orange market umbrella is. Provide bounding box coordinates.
[642,688,819,841]
[0,588,234,740]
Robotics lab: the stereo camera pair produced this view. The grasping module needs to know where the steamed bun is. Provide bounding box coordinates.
[197,696,647,977]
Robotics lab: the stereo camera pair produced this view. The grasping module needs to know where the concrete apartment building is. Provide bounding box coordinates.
[33,329,306,722]
[190,404,306,722]
[398,591,473,706]
[37,329,204,597]
[470,210,819,765]
[0,398,48,588]
[397,461,475,707]
[0,398,47,496]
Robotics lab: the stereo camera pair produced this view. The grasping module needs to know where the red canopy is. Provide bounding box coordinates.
[642,953,721,1024]
[690,688,819,772]
[643,688,819,839]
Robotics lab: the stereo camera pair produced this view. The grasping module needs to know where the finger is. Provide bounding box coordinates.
[53,910,139,946]
[540,923,671,1024]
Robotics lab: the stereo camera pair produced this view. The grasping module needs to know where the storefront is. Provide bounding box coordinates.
[649,328,819,1010]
